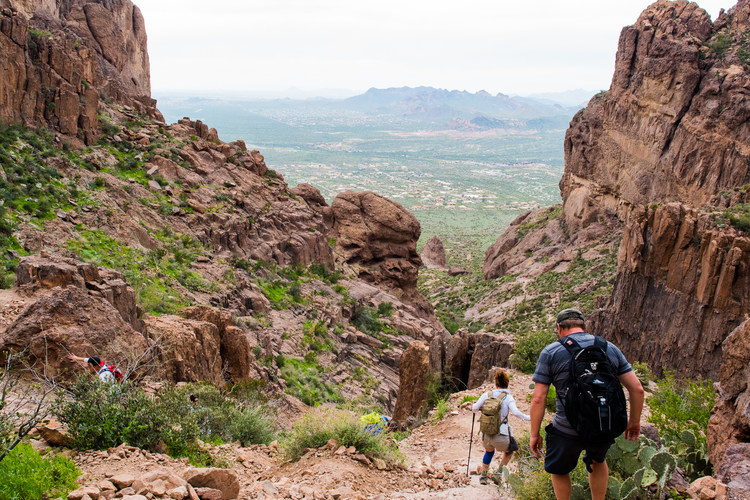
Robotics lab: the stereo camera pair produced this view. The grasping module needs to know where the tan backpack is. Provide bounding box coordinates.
[479,392,508,435]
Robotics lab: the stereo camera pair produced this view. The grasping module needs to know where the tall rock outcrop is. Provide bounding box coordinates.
[481,0,750,467]
[0,0,157,143]
[582,0,750,382]
[561,0,749,232]
[330,190,438,322]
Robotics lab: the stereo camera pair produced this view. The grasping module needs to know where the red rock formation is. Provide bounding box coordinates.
[0,285,148,378]
[420,235,447,269]
[391,340,441,426]
[0,0,158,143]
[330,190,435,319]
[591,203,750,380]
[707,319,750,472]
[561,0,750,232]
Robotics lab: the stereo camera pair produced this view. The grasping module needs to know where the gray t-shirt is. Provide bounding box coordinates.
[532,332,632,436]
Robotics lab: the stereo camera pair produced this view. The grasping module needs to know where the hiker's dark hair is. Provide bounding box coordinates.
[558,318,585,330]
[494,369,509,389]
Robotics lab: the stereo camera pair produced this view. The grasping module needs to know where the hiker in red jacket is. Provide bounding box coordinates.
[67,354,123,383]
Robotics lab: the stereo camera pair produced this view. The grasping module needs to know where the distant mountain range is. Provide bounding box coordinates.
[156,86,595,132]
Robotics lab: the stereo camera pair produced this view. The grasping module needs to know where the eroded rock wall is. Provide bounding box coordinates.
[0,0,156,143]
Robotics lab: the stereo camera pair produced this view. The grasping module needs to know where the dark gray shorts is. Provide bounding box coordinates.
[543,424,612,475]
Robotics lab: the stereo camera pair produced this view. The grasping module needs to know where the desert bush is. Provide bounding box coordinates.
[227,406,276,446]
[647,372,713,449]
[55,376,166,450]
[282,408,402,464]
[0,443,79,500]
[512,329,556,373]
[280,358,342,406]
[56,378,277,459]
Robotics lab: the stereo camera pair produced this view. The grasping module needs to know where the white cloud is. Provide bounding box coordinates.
[135,0,737,96]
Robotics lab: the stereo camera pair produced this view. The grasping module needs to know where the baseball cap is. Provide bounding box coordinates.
[556,308,584,323]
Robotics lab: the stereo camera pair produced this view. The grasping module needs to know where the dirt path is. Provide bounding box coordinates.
[64,369,564,499]
[393,370,537,499]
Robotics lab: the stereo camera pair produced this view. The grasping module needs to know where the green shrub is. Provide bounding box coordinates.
[512,329,556,373]
[227,406,276,446]
[280,358,342,406]
[351,305,383,336]
[281,408,402,464]
[377,302,394,317]
[432,398,449,423]
[54,376,166,451]
[0,443,79,500]
[647,372,714,455]
[632,361,653,385]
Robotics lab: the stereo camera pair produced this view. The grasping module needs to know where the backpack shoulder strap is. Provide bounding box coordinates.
[593,336,607,351]
[558,336,581,356]
[500,392,509,424]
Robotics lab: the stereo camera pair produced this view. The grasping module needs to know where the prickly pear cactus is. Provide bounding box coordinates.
[637,445,657,467]
[619,477,638,499]
[570,484,586,500]
[650,451,677,488]
[680,428,697,447]
[640,468,658,487]
[616,435,639,453]
[607,476,621,498]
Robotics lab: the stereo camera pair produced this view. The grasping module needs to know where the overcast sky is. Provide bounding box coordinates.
[134,0,736,98]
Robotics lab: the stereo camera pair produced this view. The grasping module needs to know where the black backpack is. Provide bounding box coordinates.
[558,336,627,442]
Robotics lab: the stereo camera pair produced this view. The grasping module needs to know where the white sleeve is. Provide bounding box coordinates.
[508,395,530,421]
[472,392,489,413]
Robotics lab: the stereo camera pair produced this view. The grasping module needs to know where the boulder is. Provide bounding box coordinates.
[182,468,240,500]
[392,341,440,426]
[14,255,145,333]
[0,285,148,379]
[144,315,222,383]
[131,470,187,497]
[421,235,447,269]
[180,306,252,382]
[716,444,750,499]
[466,333,513,389]
[330,191,434,318]
[291,183,328,211]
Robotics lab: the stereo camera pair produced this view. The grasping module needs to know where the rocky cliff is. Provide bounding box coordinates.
[480,0,750,474]
[578,0,750,383]
[0,0,448,418]
[0,0,157,143]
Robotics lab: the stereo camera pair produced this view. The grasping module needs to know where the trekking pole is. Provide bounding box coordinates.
[467,412,476,477]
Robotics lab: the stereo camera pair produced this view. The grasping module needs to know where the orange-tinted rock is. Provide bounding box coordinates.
[421,235,447,269]
[0,0,156,142]
[392,341,439,426]
[0,285,148,379]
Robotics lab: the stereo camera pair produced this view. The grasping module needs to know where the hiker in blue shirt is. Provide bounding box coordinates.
[529,308,644,500]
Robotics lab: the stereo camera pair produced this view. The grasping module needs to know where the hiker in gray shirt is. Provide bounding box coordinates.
[529,308,644,500]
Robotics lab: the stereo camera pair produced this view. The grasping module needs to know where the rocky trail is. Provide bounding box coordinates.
[60,374,538,499]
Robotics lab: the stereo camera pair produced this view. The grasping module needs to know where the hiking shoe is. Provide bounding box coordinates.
[479,475,488,485]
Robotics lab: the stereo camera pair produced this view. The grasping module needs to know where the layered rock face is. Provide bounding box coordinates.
[560,0,750,381]
[0,0,156,143]
[330,190,438,321]
[0,255,149,378]
[592,203,750,380]
[561,0,750,472]
[561,0,750,231]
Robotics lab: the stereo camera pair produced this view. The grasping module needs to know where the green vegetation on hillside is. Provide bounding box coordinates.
[55,377,275,466]
[0,443,79,500]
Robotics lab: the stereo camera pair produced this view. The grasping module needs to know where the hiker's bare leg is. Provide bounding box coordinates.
[501,451,513,465]
[588,460,609,500]
[551,473,572,500]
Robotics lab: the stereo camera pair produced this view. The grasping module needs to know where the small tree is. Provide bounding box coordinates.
[0,350,56,463]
